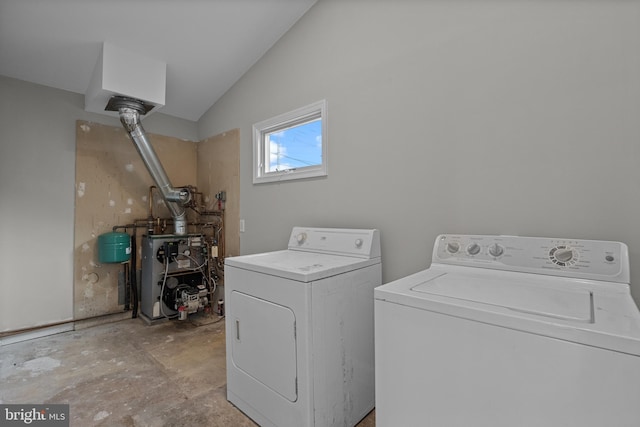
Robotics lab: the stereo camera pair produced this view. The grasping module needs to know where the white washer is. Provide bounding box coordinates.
[375,234,640,427]
[225,227,381,427]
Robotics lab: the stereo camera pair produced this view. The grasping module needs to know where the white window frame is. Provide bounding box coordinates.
[253,100,328,184]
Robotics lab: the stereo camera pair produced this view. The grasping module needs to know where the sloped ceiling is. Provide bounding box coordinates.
[0,0,317,121]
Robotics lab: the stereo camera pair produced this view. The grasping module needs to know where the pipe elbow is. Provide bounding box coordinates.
[118,108,141,133]
[165,188,192,205]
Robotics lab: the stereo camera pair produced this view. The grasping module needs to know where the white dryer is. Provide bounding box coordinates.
[375,234,640,427]
[225,227,381,427]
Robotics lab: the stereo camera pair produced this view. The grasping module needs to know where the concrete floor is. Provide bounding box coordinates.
[0,315,375,427]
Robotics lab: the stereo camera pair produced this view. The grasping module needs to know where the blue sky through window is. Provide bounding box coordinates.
[267,118,322,172]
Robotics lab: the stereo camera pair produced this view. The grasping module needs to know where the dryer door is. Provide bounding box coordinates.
[230,291,298,401]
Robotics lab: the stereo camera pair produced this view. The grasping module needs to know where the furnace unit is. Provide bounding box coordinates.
[140,234,209,323]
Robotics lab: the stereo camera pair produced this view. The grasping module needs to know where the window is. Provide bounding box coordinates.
[253,100,327,184]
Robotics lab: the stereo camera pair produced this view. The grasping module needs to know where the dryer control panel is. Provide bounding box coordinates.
[433,234,629,283]
[288,227,381,259]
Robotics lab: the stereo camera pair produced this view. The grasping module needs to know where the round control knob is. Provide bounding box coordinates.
[488,243,504,258]
[554,248,574,263]
[467,242,481,256]
[296,233,307,244]
[446,242,460,254]
[355,238,364,248]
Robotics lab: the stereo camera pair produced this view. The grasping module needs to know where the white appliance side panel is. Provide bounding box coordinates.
[311,264,381,426]
[230,291,297,401]
[225,266,312,427]
[375,300,640,427]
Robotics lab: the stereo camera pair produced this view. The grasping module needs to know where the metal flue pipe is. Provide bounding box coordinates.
[107,96,189,235]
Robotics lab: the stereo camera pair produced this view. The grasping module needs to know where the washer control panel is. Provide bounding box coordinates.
[434,234,629,283]
[288,227,381,259]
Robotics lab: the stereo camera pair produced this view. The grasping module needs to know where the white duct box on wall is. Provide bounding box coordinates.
[85,42,166,117]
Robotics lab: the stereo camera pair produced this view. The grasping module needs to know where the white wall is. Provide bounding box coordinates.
[198,0,640,302]
[0,76,197,333]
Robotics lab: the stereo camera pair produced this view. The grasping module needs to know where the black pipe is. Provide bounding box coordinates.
[130,227,138,318]
[123,262,130,311]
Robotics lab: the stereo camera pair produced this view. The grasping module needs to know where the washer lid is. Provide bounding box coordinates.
[412,272,594,323]
[375,265,640,356]
[225,249,379,282]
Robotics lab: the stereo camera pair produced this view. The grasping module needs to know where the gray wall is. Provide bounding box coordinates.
[0,75,197,333]
[198,0,640,302]
[3,0,640,333]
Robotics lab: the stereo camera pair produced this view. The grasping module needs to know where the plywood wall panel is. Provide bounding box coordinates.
[197,129,240,258]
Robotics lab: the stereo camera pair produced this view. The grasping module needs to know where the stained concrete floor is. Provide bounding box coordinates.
[0,315,375,427]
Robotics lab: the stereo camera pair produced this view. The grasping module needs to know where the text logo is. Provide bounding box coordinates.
[1,405,69,426]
